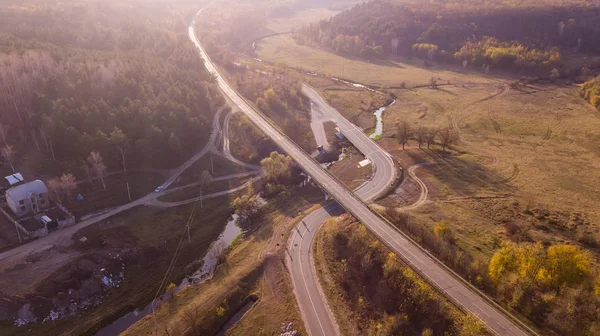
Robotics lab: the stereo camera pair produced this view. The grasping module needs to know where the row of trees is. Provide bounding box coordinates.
[299,0,600,70]
[396,121,458,151]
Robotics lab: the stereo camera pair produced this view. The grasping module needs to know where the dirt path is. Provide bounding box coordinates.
[450,84,510,167]
[0,102,263,298]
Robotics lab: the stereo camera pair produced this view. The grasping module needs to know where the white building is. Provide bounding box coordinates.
[6,180,50,217]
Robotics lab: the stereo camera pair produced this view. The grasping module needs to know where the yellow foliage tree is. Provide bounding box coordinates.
[433,220,453,242]
[544,244,591,294]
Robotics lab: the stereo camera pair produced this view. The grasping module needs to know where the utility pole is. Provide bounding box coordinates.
[14,221,21,244]
[210,154,214,175]
[126,182,131,201]
[187,223,191,243]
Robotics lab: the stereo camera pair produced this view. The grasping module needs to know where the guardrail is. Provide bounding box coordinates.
[190,15,537,336]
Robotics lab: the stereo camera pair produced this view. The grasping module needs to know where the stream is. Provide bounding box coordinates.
[369,99,396,139]
[95,216,242,336]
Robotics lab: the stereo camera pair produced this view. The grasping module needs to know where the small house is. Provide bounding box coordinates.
[6,180,50,217]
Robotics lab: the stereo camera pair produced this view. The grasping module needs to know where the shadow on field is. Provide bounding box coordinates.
[406,149,515,197]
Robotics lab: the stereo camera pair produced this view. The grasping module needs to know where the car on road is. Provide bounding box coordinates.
[154,186,163,193]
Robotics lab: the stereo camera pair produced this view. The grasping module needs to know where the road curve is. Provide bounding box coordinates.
[189,11,530,336]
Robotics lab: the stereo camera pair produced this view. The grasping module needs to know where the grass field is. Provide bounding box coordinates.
[122,188,325,336]
[158,177,253,203]
[170,154,251,189]
[256,35,498,87]
[69,171,164,219]
[369,81,600,290]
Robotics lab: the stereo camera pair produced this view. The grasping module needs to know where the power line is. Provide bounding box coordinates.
[151,184,204,335]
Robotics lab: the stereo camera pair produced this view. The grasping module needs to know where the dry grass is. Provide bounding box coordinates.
[122,189,324,336]
[374,82,600,262]
[256,35,497,87]
[328,149,373,191]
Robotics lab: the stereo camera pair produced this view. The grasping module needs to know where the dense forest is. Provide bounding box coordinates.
[298,0,600,72]
[0,0,221,176]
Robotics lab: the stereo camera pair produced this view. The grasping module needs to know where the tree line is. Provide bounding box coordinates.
[298,0,600,72]
[396,121,458,152]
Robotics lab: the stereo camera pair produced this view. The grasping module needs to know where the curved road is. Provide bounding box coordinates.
[190,11,530,336]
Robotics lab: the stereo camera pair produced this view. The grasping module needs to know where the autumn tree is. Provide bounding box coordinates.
[231,184,262,224]
[261,151,294,185]
[415,127,427,149]
[425,128,437,149]
[434,220,454,243]
[165,282,177,300]
[88,151,107,190]
[458,313,485,336]
[544,244,591,294]
[489,242,591,295]
[396,121,412,150]
[438,127,458,151]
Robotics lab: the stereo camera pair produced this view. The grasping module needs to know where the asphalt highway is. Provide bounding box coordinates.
[189,12,530,336]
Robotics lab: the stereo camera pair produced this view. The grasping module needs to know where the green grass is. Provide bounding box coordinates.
[170,155,251,189]
[69,171,164,219]
[158,177,252,203]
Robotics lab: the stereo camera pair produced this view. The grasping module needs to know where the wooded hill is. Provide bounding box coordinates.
[0,0,221,175]
[298,0,600,72]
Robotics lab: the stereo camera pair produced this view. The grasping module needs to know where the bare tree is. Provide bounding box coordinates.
[1,145,15,172]
[396,121,412,150]
[425,128,437,149]
[181,305,201,335]
[109,127,127,172]
[415,127,427,149]
[88,151,107,190]
[0,124,8,147]
[47,173,77,204]
[429,77,438,89]
[60,174,77,202]
[438,127,458,152]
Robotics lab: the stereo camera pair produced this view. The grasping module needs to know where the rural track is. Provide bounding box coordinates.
[0,97,261,275]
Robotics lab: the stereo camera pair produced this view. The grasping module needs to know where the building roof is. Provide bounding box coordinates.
[4,173,24,185]
[6,180,48,201]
